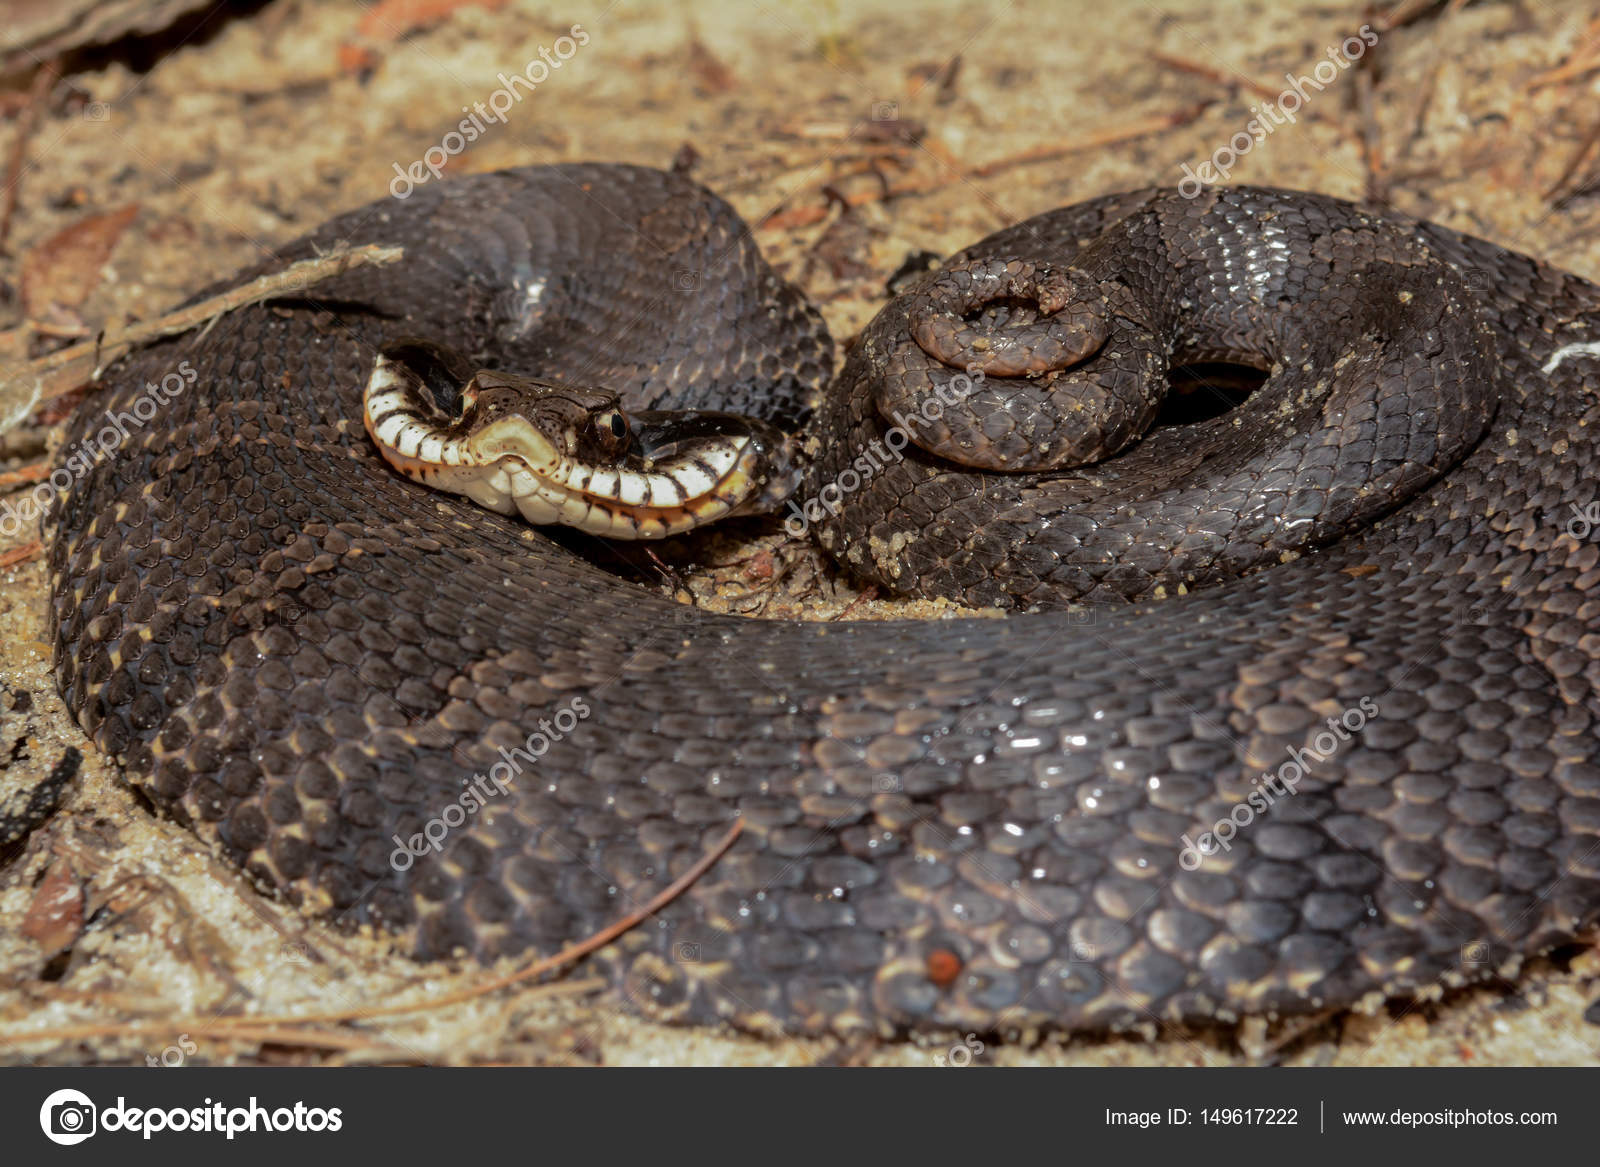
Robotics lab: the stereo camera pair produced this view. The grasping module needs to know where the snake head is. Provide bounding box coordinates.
[363,339,800,538]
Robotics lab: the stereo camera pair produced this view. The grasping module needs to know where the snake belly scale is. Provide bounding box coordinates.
[49,164,1600,1036]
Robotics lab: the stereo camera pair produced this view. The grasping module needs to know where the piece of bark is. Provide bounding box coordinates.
[0,0,214,82]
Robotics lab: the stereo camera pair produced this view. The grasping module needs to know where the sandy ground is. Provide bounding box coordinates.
[2,0,1600,1066]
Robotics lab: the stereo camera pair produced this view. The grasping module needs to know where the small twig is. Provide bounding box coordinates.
[762,173,941,231]
[193,1025,405,1054]
[0,243,405,433]
[0,540,42,568]
[1396,61,1441,162]
[0,1021,405,1058]
[0,57,59,256]
[1528,16,1600,92]
[1374,0,1456,33]
[966,102,1212,177]
[760,103,1210,231]
[230,816,743,1027]
[1149,51,1297,110]
[1149,51,1357,143]
[28,320,92,340]
[1354,61,1387,204]
[831,585,879,621]
[0,461,48,487]
[1543,115,1600,205]
[1236,1008,1341,1062]
[0,817,742,1051]
[640,544,689,593]
[1529,56,1600,94]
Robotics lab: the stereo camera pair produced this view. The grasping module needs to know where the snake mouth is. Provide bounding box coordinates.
[362,341,799,539]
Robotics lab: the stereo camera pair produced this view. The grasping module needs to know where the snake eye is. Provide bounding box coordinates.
[589,410,630,457]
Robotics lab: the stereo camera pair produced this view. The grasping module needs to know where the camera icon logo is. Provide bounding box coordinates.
[933,1033,985,1067]
[82,102,110,122]
[870,101,899,121]
[280,940,311,964]
[672,268,700,292]
[1461,940,1491,966]
[39,1088,97,1145]
[264,598,308,627]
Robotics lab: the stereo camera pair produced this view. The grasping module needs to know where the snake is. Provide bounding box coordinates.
[46,163,1600,1038]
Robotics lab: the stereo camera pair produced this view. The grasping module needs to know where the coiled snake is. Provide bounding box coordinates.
[48,165,1600,1036]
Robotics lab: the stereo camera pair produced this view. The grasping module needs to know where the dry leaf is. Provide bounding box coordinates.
[339,0,512,75]
[356,0,510,42]
[687,37,738,94]
[337,42,379,74]
[20,204,138,321]
[22,860,83,955]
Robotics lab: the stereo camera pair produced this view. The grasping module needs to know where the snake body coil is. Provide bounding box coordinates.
[50,165,1600,1036]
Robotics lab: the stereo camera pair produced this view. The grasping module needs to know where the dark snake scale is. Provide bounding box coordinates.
[49,164,1600,1037]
